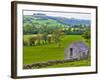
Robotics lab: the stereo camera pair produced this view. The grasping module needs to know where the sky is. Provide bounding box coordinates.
[23,10,91,20]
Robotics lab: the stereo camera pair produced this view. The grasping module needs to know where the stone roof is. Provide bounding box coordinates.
[70,41,89,51]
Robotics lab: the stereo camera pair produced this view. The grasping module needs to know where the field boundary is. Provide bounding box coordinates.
[23,58,88,69]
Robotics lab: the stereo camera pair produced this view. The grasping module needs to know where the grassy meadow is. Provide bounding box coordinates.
[23,35,91,68]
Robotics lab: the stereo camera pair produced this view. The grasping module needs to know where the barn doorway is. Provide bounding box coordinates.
[70,48,73,57]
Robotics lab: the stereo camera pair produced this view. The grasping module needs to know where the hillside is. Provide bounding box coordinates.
[23,13,91,26]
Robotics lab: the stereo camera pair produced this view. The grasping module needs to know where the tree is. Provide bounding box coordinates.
[82,28,90,42]
[52,29,64,47]
[23,23,32,34]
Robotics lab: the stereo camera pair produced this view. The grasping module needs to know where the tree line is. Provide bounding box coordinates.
[23,21,90,47]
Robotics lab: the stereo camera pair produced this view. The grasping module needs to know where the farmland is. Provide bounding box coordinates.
[23,12,91,69]
[23,35,91,68]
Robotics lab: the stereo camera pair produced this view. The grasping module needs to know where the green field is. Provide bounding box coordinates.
[23,35,91,68]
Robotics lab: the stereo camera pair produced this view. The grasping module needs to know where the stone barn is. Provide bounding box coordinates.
[64,41,89,60]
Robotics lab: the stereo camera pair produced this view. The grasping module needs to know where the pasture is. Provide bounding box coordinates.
[23,35,91,68]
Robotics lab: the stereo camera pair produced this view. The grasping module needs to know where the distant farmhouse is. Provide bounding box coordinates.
[64,41,90,60]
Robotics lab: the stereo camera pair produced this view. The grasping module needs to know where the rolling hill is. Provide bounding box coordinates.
[23,13,91,26]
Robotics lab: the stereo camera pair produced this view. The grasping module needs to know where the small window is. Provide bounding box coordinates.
[82,52,86,57]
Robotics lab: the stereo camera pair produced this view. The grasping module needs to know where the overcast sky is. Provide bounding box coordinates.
[23,10,91,20]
